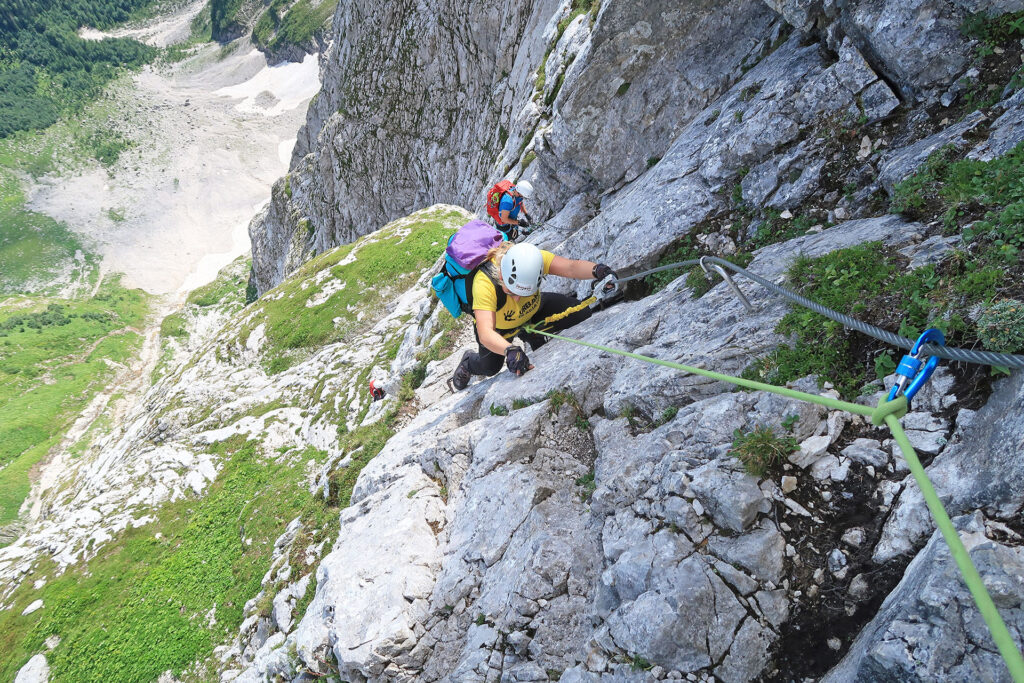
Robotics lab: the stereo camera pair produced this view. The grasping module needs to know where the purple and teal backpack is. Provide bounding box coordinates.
[431,219,508,318]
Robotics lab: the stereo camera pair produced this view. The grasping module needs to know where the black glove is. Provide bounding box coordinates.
[519,217,531,228]
[592,263,616,280]
[505,346,531,376]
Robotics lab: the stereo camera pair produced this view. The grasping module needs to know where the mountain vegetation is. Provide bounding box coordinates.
[0,0,160,137]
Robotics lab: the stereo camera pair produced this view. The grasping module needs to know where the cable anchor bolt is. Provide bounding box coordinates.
[700,257,753,312]
[888,328,946,408]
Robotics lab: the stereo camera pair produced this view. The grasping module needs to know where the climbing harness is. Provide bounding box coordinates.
[523,323,1024,681]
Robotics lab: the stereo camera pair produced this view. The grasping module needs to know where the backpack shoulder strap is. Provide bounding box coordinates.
[472,261,507,313]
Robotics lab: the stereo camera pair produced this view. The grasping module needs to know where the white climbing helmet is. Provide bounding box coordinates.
[515,180,534,198]
[501,243,544,296]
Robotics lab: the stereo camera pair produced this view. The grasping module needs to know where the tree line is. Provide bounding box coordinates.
[0,0,158,137]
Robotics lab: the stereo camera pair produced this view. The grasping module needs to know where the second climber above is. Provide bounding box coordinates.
[448,241,615,391]
[495,180,534,240]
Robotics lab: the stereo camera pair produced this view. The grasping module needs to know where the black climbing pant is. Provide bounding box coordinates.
[463,292,593,377]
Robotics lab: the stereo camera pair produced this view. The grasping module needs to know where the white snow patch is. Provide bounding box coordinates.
[215,53,321,117]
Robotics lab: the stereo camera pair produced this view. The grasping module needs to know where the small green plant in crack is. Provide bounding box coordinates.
[489,404,509,416]
[874,351,897,380]
[575,470,596,502]
[654,405,679,427]
[629,654,653,671]
[960,11,1024,58]
[977,299,1024,353]
[546,388,579,413]
[739,82,762,101]
[780,413,799,433]
[475,613,487,626]
[512,397,538,409]
[729,424,799,477]
[619,404,641,430]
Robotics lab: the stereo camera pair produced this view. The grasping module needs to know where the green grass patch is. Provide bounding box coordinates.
[743,241,1017,397]
[326,408,401,509]
[0,277,148,525]
[253,0,338,51]
[750,210,826,250]
[160,311,189,338]
[892,142,1024,264]
[729,425,798,477]
[644,233,753,298]
[575,469,596,502]
[186,260,250,308]
[80,127,132,167]
[244,206,468,374]
[0,438,337,682]
[744,141,1024,397]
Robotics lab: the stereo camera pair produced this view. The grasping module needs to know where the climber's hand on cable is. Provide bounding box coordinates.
[592,263,616,280]
[505,346,533,376]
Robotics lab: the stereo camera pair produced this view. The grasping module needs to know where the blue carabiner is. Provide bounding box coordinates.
[888,328,946,407]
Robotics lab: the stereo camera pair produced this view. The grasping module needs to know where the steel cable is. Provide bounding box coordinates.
[612,257,1024,370]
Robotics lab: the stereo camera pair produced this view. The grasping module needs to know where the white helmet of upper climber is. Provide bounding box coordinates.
[514,180,534,198]
[501,243,544,296]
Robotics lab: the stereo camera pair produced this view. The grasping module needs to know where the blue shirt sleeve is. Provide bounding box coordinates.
[498,194,522,219]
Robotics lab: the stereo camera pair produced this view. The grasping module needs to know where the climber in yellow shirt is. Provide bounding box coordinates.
[448,242,615,391]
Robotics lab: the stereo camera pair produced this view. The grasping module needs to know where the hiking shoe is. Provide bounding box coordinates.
[447,351,474,392]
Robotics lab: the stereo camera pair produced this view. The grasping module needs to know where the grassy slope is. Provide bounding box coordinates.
[0,278,148,527]
[0,438,334,682]
[252,0,338,51]
[241,204,468,374]
[0,206,469,679]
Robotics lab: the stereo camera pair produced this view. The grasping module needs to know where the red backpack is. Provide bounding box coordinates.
[485,180,513,224]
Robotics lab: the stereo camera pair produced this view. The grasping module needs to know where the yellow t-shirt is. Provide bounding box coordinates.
[472,250,556,332]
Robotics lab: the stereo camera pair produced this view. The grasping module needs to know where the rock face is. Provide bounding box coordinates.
[249,0,780,294]
[829,512,1024,682]
[248,0,1024,294]
[233,217,923,682]
[13,654,48,683]
[764,0,1024,100]
[10,0,1024,681]
[874,372,1024,563]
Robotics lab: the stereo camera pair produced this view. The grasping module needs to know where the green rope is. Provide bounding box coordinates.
[886,415,1024,682]
[525,325,1024,681]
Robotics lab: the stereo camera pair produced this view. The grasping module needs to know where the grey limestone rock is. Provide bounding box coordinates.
[605,555,747,673]
[877,110,988,192]
[14,655,49,683]
[688,461,771,533]
[763,0,1016,101]
[971,88,1024,161]
[828,512,1024,682]
[875,373,1024,563]
[842,438,889,468]
[708,520,787,582]
[900,235,962,270]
